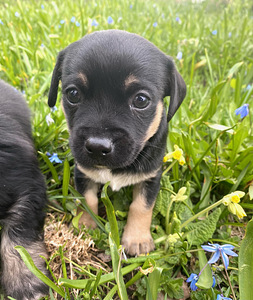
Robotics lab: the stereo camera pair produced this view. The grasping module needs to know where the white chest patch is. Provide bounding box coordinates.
[77,165,158,191]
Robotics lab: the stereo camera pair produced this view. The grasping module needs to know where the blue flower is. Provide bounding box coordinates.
[91,19,99,26]
[60,20,65,24]
[41,4,45,9]
[246,84,251,90]
[41,43,45,48]
[235,103,249,118]
[129,4,133,9]
[228,32,232,37]
[47,153,62,164]
[176,16,182,24]
[50,106,58,113]
[212,29,217,35]
[176,51,183,60]
[186,273,198,291]
[0,19,3,25]
[15,12,20,17]
[217,295,232,300]
[76,21,80,27]
[46,114,54,126]
[71,16,76,23]
[107,16,113,24]
[153,22,158,27]
[212,275,216,287]
[201,243,238,270]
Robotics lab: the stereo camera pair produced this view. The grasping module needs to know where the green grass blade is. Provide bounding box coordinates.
[239,218,253,300]
[109,234,128,300]
[146,267,163,300]
[101,182,120,248]
[15,246,65,297]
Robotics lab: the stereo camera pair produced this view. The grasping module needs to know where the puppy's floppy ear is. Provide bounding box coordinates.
[165,57,187,122]
[48,50,65,107]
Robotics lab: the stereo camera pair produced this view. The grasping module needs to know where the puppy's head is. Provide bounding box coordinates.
[48,30,186,170]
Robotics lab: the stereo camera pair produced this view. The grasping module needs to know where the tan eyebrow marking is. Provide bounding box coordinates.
[124,74,139,89]
[78,72,89,87]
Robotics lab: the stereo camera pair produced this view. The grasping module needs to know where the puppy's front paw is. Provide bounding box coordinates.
[77,208,97,229]
[121,226,155,256]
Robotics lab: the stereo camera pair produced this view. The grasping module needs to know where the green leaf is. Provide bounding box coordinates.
[38,152,60,184]
[230,124,249,162]
[101,183,120,248]
[154,176,173,217]
[227,61,244,79]
[59,263,141,288]
[196,249,213,289]
[109,234,128,300]
[239,218,253,300]
[146,267,163,300]
[104,285,118,300]
[62,159,70,197]
[72,211,83,230]
[205,123,234,134]
[15,246,65,297]
[186,208,221,246]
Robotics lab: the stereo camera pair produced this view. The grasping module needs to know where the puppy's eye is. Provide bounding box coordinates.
[132,94,150,109]
[66,88,80,104]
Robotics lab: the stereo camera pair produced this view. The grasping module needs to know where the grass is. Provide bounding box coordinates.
[0,0,253,299]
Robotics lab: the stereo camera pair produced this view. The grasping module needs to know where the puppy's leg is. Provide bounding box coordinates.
[75,166,99,229]
[121,171,161,256]
[0,196,49,300]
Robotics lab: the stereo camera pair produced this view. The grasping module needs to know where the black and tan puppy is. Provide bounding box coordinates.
[48,30,186,256]
[0,80,49,299]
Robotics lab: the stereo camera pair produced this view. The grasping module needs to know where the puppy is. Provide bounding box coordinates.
[48,30,186,256]
[0,80,49,299]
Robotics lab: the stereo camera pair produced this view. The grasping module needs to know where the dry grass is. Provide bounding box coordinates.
[44,213,110,281]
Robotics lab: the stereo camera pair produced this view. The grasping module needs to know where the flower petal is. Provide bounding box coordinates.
[186,273,197,282]
[221,251,229,269]
[212,276,216,287]
[228,203,237,215]
[234,191,245,198]
[223,249,238,257]
[201,245,216,252]
[234,203,247,218]
[221,244,235,250]
[190,278,198,291]
[208,250,220,264]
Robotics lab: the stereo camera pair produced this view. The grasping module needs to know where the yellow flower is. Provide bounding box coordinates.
[171,187,188,202]
[222,191,246,219]
[163,152,173,162]
[172,145,183,160]
[163,145,185,165]
[222,191,245,205]
[228,203,247,219]
[179,156,186,166]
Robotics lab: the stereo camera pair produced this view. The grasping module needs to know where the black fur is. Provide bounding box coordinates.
[48,30,186,255]
[0,80,49,299]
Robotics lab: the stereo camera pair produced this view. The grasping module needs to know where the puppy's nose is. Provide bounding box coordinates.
[85,137,113,156]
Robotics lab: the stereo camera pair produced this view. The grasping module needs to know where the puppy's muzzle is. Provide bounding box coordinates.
[85,137,113,158]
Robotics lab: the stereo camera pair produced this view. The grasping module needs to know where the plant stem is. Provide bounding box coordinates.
[165,199,174,235]
[222,256,237,300]
[180,199,224,229]
[162,160,177,176]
